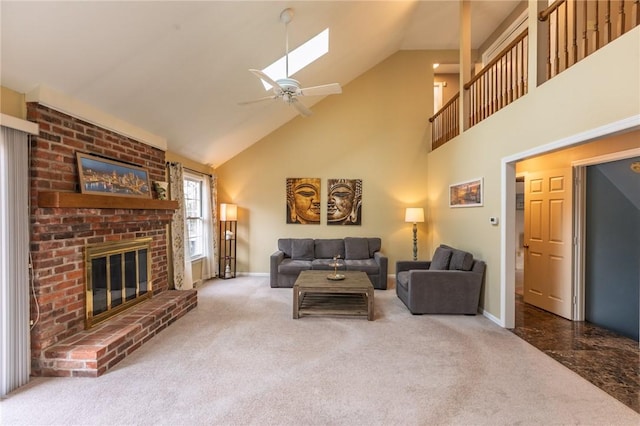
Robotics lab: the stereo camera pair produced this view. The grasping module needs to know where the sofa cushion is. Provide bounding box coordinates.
[291,239,314,260]
[344,237,370,260]
[440,244,474,271]
[314,239,345,259]
[278,259,312,275]
[345,259,379,274]
[277,239,293,258]
[396,271,409,291]
[429,247,452,270]
[367,238,382,257]
[311,259,337,270]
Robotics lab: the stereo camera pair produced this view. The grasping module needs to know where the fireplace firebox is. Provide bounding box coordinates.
[85,238,153,328]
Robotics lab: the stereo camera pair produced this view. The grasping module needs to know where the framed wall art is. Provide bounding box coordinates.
[327,178,362,225]
[76,153,151,198]
[449,177,483,208]
[286,177,321,224]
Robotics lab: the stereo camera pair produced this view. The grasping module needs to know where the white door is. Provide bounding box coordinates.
[523,167,573,319]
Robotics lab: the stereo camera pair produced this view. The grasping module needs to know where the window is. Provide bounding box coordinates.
[260,28,330,90]
[184,175,204,260]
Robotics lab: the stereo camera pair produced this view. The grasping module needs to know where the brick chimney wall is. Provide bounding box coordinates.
[27,103,173,376]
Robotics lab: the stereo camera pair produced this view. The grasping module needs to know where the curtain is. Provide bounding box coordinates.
[201,173,218,279]
[0,126,30,396]
[168,162,193,290]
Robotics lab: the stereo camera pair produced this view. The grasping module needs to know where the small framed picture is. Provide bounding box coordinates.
[76,153,151,198]
[449,177,483,208]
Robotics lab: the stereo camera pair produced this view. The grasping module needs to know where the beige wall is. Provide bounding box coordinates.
[216,50,439,275]
[426,25,640,318]
[1,86,26,119]
[434,73,460,106]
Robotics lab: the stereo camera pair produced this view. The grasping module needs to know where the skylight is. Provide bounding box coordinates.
[261,28,329,90]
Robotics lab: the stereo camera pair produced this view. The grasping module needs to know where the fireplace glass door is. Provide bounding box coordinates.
[85,238,152,328]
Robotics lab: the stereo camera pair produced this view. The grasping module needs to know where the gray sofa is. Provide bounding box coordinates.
[270,237,388,289]
[395,244,486,314]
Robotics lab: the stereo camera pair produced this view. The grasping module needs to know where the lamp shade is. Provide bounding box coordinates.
[405,207,424,223]
[220,203,237,221]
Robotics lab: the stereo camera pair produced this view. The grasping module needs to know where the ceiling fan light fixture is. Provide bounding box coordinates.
[277,78,300,92]
[239,9,342,117]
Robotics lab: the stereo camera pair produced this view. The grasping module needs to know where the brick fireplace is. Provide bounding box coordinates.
[28,103,197,377]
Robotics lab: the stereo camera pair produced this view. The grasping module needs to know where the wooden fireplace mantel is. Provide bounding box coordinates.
[38,191,179,210]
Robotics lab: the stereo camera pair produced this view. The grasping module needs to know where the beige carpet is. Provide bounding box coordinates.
[2,276,638,425]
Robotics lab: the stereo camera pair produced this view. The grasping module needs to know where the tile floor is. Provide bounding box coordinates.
[512,294,639,413]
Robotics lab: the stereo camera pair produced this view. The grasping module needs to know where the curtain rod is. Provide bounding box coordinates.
[167,161,213,177]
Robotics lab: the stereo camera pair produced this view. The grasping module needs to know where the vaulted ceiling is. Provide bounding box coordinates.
[1,1,520,167]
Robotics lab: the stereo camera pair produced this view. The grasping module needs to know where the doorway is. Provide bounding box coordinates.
[576,155,640,340]
[501,118,640,329]
[510,134,640,337]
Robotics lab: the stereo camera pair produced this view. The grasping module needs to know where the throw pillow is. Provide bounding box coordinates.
[291,239,314,260]
[429,247,452,270]
[344,237,370,260]
[441,244,474,271]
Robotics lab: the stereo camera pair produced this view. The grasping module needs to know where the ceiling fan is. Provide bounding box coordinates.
[239,8,342,117]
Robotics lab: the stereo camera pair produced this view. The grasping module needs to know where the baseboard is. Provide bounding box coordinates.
[481,308,505,327]
[241,272,269,277]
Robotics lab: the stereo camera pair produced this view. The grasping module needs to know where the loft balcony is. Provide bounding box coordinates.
[429,0,639,150]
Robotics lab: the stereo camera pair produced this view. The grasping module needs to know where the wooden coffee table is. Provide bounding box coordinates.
[292,270,374,321]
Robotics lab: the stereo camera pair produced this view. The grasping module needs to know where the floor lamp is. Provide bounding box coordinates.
[219,203,237,279]
[405,208,424,261]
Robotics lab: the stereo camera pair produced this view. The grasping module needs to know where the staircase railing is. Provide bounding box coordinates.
[429,92,460,150]
[428,0,638,151]
[539,0,639,80]
[464,29,529,128]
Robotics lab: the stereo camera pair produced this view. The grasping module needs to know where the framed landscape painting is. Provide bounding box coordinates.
[449,177,483,208]
[77,153,151,198]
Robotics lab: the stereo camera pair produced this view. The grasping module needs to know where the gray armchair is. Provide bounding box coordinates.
[395,245,486,315]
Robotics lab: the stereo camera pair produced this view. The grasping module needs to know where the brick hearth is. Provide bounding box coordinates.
[41,290,197,377]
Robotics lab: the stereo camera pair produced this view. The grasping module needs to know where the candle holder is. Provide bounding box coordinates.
[327,255,345,280]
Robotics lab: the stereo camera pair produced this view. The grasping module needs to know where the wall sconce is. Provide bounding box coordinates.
[405,207,425,261]
[220,203,237,221]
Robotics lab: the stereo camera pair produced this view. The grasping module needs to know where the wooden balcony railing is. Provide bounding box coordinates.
[465,29,529,128]
[429,93,459,150]
[428,0,638,151]
[539,0,639,79]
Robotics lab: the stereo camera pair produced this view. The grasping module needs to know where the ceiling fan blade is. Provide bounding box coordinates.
[249,69,282,91]
[290,98,313,117]
[298,83,342,97]
[238,95,277,106]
